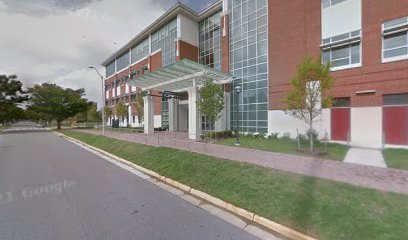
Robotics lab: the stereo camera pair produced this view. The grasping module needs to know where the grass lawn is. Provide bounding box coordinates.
[383,148,408,170]
[59,130,408,240]
[215,136,348,161]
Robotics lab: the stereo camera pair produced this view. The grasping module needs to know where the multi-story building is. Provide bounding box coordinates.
[102,0,408,148]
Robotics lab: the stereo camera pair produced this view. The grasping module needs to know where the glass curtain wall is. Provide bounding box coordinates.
[151,18,177,128]
[229,0,269,133]
[151,18,178,66]
[199,11,222,70]
[106,61,115,77]
[116,51,130,72]
[131,38,149,64]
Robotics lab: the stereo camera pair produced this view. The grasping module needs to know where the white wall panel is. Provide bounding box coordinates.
[154,115,162,128]
[350,107,382,148]
[322,0,361,38]
[178,14,199,46]
[268,109,331,140]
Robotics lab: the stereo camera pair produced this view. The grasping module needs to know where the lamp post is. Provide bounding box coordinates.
[235,85,242,146]
[88,66,105,136]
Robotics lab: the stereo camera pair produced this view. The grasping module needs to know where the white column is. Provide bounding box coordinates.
[188,86,201,140]
[215,92,231,131]
[168,98,179,132]
[143,94,154,134]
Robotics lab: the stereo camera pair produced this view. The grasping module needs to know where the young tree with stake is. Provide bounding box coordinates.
[285,55,334,153]
[198,79,224,139]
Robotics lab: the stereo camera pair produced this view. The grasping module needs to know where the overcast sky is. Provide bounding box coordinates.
[0,0,215,108]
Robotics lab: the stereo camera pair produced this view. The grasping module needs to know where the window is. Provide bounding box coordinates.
[382,17,408,62]
[333,97,351,107]
[131,38,149,64]
[322,30,361,70]
[383,94,408,106]
[322,0,348,9]
[106,61,115,77]
[199,11,222,70]
[151,18,177,66]
[116,52,130,71]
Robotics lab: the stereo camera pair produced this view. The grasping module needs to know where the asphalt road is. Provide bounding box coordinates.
[0,123,259,240]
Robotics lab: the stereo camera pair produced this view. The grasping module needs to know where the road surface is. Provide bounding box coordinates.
[0,123,259,240]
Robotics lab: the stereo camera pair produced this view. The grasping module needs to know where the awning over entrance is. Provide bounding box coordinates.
[130,59,232,92]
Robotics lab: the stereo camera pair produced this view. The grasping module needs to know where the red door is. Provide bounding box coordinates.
[383,106,408,145]
[331,108,350,141]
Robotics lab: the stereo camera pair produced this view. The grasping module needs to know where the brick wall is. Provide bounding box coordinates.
[330,0,408,107]
[221,13,230,74]
[268,0,321,110]
[149,51,163,115]
[176,40,199,62]
[268,0,408,110]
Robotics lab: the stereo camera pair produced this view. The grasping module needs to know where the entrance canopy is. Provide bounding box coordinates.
[130,59,232,92]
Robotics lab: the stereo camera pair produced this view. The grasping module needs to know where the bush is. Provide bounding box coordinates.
[154,127,167,132]
[203,130,234,139]
[281,132,291,140]
[259,132,267,139]
[298,134,307,142]
[306,129,319,141]
[268,133,279,139]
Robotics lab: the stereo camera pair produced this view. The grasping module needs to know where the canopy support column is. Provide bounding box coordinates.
[143,93,154,134]
[215,92,231,131]
[188,86,201,140]
[168,98,179,132]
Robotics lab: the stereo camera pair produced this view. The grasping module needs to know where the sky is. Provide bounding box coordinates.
[0,0,215,108]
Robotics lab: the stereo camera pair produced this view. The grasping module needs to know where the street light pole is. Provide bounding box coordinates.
[88,66,105,136]
[235,85,242,146]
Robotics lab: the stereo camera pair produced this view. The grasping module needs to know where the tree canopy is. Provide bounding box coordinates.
[115,100,128,122]
[29,83,89,129]
[284,55,334,152]
[199,79,224,134]
[132,91,144,124]
[0,75,28,124]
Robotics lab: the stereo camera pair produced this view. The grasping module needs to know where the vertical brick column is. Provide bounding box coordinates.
[221,12,230,74]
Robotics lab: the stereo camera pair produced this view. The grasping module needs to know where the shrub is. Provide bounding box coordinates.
[298,134,307,142]
[268,132,279,139]
[281,132,291,140]
[306,129,319,141]
[259,132,267,139]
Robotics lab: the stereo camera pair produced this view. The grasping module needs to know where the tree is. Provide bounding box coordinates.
[284,55,334,153]
[132,91,144,125]
[198,79,224,138]
[87,103,101,123]
[28,83,89,129]
[104,106,113,123]
[115,100,128,123]
[0,75,28,125]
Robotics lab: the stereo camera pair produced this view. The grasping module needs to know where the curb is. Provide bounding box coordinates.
[54,131,317,240]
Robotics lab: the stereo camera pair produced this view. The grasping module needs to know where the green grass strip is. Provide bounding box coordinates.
[60,130,408,240]
[216,136,348,161]
[383,148,408,170]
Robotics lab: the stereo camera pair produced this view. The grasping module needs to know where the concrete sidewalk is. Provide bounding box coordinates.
[73,129,408,195]
[344,148,387,168]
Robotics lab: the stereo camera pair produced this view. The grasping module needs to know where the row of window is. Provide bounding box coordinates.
[322,16,408,70]
[322,0,348,9]
[199,11,222,70]
[106,18,177,77]
[332,94,408,108]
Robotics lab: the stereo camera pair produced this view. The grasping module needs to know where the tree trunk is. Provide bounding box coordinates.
[57,121,61,130]
[309,121,314,153]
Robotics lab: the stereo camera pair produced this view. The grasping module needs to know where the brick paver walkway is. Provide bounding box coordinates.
[74,129,408,195]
